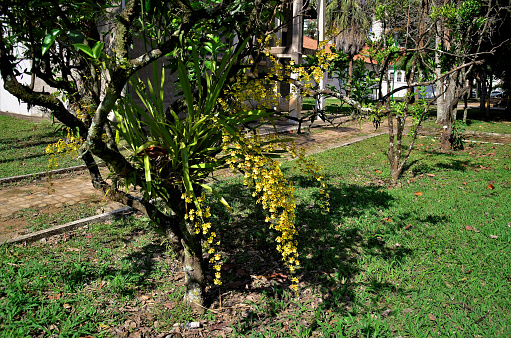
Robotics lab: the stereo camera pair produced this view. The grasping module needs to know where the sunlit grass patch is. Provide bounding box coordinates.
[0,115,84,178]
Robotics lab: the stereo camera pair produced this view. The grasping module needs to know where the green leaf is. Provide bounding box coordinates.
[134,141,161,155]
[92,42,105,59]
[180,145,198,208]
[42,29,61,56]
[177,60,195,119]
[199,183,232,211]
[189,162,221,169]
[73,43,94,58]
[68,30,85,44]
[143,155,152,194]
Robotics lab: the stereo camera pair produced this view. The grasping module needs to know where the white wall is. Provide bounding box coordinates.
[0,49,52,117]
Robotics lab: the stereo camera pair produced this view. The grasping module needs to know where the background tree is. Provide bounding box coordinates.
[431,0,506,150]
[326,0,374,96]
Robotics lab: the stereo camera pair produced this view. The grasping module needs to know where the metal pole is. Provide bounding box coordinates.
[316,0,326,111]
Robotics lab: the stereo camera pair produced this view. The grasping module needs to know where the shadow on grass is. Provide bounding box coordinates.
[207,177,414,331]
[49,220,171,298]
[0,152,49,164]
[405,150,489,175]
[464,108,511,124]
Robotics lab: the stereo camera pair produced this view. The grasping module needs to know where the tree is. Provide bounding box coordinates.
[431,0,506,150]
[326,0,374,96]
[0,0,329,308]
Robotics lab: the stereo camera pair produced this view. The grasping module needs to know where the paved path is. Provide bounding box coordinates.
[0,115,362,219]
[0,173,125,218]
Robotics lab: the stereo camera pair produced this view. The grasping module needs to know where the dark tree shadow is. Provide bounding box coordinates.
[203,176,416,334]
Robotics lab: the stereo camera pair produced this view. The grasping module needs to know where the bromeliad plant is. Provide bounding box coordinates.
[114,39,328,305]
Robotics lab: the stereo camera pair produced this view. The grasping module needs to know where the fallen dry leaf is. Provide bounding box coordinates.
[381,309,392,317]
[489,235,499,239]
[487,184,495,190]
[375,169,381,174]
[429,313,436,321]
[414,191,423,196]
[265,272,288,281]
[163,302,175,310]
[49,293,62,300]
[63,303,71,309]
[462,182,467,185]
[465,226,474,231]
[426,173,435,177]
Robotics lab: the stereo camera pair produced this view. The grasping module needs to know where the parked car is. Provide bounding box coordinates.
[490,90,503,98]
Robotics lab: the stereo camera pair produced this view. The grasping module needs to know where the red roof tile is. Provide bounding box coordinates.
[303,36,376,64]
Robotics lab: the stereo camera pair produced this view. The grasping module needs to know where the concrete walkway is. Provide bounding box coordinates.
[0,174,125,218]
[0,115,359,219]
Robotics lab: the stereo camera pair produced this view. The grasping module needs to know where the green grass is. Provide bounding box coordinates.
[0,115,85,178]
[7,202,98,233]
[0,217,191,337]
[1,133,510,337]
[302,97,353,115]
[211,134,511,336]
[421,108,511,135]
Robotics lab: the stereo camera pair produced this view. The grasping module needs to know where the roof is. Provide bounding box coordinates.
[303,36,376,64]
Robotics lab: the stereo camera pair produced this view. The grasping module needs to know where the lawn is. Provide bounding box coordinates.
[1,133,510,337]
[0,115,85,179]
[420,107,511,135]
[302,97,354,115]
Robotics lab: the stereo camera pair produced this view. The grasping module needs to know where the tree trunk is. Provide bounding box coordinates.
[440,73,457,151]
[463,90,468,123]
[182,233,205,310]
[387,111,399,184]
[347,57,353,98]
[435,21,446,125]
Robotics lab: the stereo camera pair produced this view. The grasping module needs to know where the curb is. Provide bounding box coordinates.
[464,131,511,138]
[1,207,133,245]
[0,163,106,185]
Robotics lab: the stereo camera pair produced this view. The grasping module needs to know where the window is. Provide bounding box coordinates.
[396,71,402,82]
[389,72,394,81]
